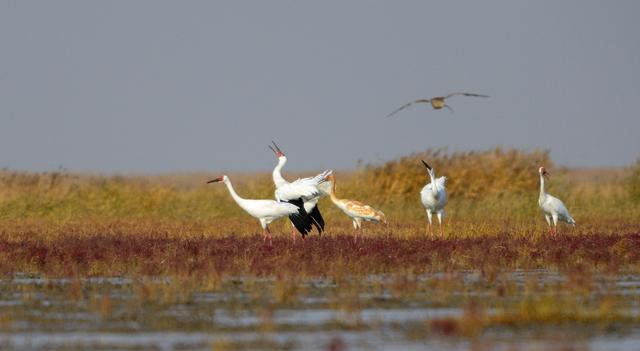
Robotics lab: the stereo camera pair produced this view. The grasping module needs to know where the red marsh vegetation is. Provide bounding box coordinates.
[1,232,638,278]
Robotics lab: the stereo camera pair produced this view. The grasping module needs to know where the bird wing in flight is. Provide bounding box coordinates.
[385,99,431,118]
[444,92,490,99]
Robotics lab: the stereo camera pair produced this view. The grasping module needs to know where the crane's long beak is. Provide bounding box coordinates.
[207,176,223,184]
[421,160,432,171]
[543,171,550,179]
[271,141,285,157]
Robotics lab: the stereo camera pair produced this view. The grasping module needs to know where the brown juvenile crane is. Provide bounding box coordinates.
[385,92,489,117]
[324,173,386,243]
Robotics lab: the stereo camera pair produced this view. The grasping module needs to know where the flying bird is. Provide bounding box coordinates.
[325,173,386,242]
[386,92,489,117]
[208,175,312,245]
[537,167,576,236]
[419,160,448,237]
[269,141,332,241]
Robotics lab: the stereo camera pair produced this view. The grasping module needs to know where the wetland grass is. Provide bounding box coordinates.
[0,232,639,277]
[0,148,639,279]
[1,149,640,349]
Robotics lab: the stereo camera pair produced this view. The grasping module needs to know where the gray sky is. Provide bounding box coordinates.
[1,1,639,173]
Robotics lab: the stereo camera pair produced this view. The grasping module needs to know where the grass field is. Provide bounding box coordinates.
[1,148,639,350]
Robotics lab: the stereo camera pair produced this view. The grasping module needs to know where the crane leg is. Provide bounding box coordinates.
[352,219,358,243]
[437,212,444,238]
[353,219,363,243]
[262,227,273,246]
[290,222,297,243]
[426,211,433,237]
[544,215,552,236]
[552,215,559,237]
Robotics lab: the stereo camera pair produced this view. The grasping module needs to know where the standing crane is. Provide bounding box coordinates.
[207,175,312,245]
[269,141,332,240]
[325,173,386,242]
[386,92,489,117]
[538,167,576,236]
[419,160,448,237]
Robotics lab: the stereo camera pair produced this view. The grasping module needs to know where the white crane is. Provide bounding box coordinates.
[207,175,312,245]
[386,92,489,116]
[538,167,576,236]
[420,160,448,237]
[325,173,386,242]
[269,141,332,240]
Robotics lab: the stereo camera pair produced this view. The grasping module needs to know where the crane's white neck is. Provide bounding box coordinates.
[272,156,288,187]
[428,170,438,195]
[539,174,546,200]
[223,178,245,205]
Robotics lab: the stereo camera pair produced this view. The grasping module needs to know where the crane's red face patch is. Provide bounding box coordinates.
[268,145,284,157]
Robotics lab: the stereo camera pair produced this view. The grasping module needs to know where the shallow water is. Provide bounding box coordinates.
[0,270,638,350]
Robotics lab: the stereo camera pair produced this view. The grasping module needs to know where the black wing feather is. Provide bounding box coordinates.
[287,199,313,237]
[308,205,325,234]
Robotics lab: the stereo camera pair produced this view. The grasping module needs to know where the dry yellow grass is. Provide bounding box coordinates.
[0,148,638,240]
